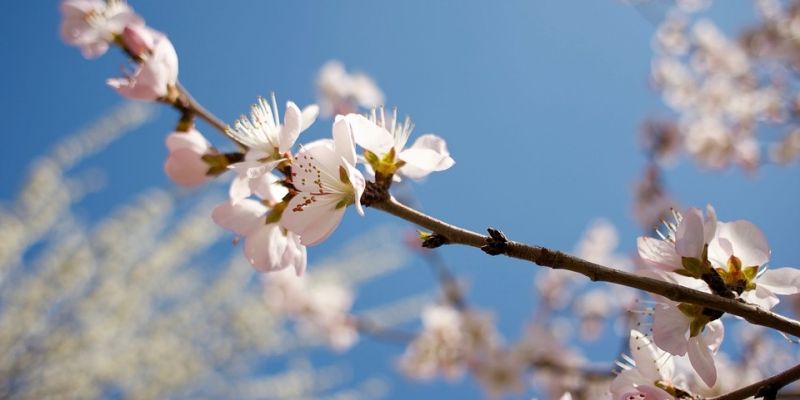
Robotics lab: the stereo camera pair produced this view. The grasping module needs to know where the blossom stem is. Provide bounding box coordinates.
[709,363,800,400]
[170,82,248,149]
[367,195,800,339]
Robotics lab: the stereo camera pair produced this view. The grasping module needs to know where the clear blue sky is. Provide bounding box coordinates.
[2,1,799,398]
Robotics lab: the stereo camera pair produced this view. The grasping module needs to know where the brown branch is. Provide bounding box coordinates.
[366,195,800,339]
[170,82,247,149]
[710,363,800,400]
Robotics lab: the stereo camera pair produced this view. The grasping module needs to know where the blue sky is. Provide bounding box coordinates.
[3,1,800,398]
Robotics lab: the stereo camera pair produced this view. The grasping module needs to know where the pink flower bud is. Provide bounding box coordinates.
[164,130,211,187]
[120,24,157,58]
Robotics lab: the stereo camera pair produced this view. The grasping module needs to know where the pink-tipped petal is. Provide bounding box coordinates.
[688,335,717,387]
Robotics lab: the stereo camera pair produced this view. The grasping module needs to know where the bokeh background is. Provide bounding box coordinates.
[2,1,799,398]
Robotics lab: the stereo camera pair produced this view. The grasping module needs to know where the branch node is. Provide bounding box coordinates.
[481,227,508,256]
[361,181,390,207]
[421,233,450,249]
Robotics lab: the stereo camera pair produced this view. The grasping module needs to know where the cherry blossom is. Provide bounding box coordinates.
[163,129,214,187]
[637,206,716,277]
[106,32,179,101]
[707,220,800,309]
[211,174,306,275]
[226,95,318,203]
[280,117,365,246]
[399,305,467,380]
[346,108,454,180]
[611,330,676,400]
[316,60,384,117]
[652,302,724,387]
[262,269,358,350]
[60,0,142,59]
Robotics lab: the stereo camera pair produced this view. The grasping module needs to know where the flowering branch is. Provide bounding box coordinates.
[365,193,800,339]
[709,363,800,400]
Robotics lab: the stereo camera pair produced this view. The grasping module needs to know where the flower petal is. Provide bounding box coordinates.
[281,194,346,246]
[688,335,717,387]
[758,267,800,295]
[279,101,302,154]
[716,220,770,267]
[652,303,689,356]
[211,199,266,236]
[345,114,395,155]
[333,116,357,166]
[244,223,287,272]
[676,208,705,259]
[637,237,681,271]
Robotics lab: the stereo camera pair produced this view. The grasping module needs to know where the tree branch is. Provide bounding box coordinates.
[367,195,800,339]
[710,363,800,400]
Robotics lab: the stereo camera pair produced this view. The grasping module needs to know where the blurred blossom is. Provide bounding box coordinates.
[317,60,385,117]
[474,350,525,399]
[632,165,675,229]
[60,0,142,58]
[262,269,358,351]
[107,32,179,101]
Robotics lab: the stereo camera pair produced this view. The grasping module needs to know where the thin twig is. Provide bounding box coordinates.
[367,195,800,339]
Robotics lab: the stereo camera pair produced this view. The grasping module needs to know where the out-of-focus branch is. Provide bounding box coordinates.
[365,194,800,339]
[711,363,800,400]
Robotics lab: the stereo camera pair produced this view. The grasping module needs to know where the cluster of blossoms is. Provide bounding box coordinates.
[60,1,455,277]
[262,268,358,350]
[648,0,800,171]
[632,205,800,391]
[62,1,800,399]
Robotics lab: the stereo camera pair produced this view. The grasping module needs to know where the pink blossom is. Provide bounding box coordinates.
[211,176,306,275]
[163,129,212,187]
[107,33,178,101]
[317,60,384,117]
[346,108,455,180]
[652,302,724,387]
[280,117,366,246]
[708,220,800,309]
[262,270,357,351]
[637,206,716,274]
[610,330,676,400]
[60,0,142,58]
[226,94,318,203]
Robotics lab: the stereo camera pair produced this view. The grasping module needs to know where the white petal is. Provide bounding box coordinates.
[741,285,780,310]
[291,140,346,194]
[345,114,394,154]
[281,194,346,246]
[652,303,689,356]
[716,220,770,267]
[688,335,717,387]
[703,320,725,353]
[165,129,209,153]
[637,237,681,271]
[758,267,800,295]
[279,101,302,154]
[398,135,455,179]
[244,223,287,272]
[676,208,705,259]
[211,199,266,236]
[333,116,357,166]
[301,104,319,131]
[250,172,289,203]
[629,329,672,381]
